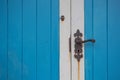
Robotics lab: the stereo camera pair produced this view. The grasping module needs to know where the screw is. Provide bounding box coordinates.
[61,15,65,21]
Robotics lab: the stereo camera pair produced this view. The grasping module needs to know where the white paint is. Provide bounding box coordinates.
[71,0,84,80]
[60,0,84,80]
[60,0,71,80]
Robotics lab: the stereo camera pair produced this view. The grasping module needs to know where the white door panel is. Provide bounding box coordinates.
[60,0,84,80]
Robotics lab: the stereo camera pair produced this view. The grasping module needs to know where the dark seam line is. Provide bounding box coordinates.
[21,0,23,80]
[59,0,60,79]
[70,0,72,80]
[50,0,52,80]
[92,0,94,80]
[106,0,108,80]
[57,0,60,79]
[58,0,60,80]
[84,1,87,79]
[84,0,85,79]
[7,0,8,80]
[36,0,37,80]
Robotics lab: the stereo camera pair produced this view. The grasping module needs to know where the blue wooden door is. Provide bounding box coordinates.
[85,0,120,80]
[1,0,120,80]
[0,0,59,80]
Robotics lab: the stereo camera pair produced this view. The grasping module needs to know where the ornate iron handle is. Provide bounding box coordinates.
[82,39,95,43]
[74,29,95,62]
[75,38,95,44]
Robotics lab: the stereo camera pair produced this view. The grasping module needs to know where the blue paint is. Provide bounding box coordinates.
[85,0,120,80]
[23,0,37,79]
[93,0,107,80]
[8,0,22,79]
[0,0,7,80]
[84,0,93,80]
[108,0,120,79]
[37,0,51,80]
[2,0,120,80]
[0,0,59,80]
[51,0,59,80]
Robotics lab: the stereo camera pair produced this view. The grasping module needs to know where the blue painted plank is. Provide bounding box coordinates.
[84,0,94,80]
[37,0,51,80]
[0,0,7,80]
[108,0,120,80]
[51,0,59,80]
[93,0,107,80]
[7,0,22,80]
[23,0,37,79]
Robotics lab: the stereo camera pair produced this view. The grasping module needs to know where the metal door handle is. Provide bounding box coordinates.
[82,39,95,43]
[75,38,95,44]
[74,29,95,62]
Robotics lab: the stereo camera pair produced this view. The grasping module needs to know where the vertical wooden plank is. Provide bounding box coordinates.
[108,0,120,79]
[51,0,59,80]
[60,0,71,80]
[93,0,107,80]
[84,0,93,80]
[7,0,22,79]
[23,0,36,79]
[37,0,51,80]
[71,0,84,80]
[0,0,7,80]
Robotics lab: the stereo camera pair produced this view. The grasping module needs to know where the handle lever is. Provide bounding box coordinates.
[82,39,95,43]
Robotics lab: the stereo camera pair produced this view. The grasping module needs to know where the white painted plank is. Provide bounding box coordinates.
[60,0,71,80]
[71,0,85,80]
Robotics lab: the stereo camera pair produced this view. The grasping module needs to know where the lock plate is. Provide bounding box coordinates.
[74,29,83,62]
